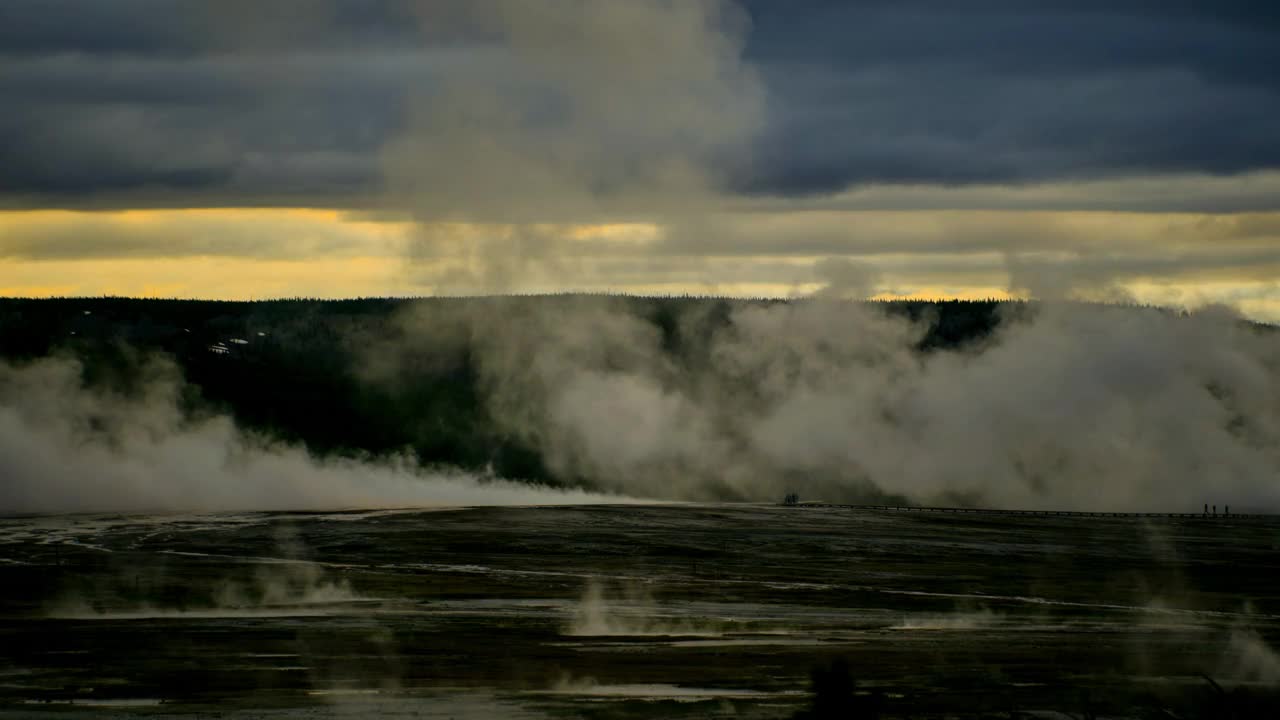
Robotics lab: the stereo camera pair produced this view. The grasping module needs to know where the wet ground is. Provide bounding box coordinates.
[2,505,1280,718]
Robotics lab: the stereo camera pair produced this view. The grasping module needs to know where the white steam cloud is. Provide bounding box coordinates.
[0,356,631,515]
[566,579,725,637]
[6,299,1279,515]
[387,0,760,223]
[373,298,1280,512]
[384,0,763,293]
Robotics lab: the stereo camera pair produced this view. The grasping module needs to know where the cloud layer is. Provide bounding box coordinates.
[4,1,1279,207]
[4,1,1280,315]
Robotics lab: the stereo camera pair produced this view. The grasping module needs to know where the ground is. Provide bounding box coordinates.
[2,505,1279,718]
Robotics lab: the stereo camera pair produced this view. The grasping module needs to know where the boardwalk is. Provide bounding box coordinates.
[786,503,1280,521]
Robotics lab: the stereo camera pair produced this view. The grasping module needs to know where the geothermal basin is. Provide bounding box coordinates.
[1,504,1279,718]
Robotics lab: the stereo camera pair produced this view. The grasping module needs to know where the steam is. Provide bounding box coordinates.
[0,355,633,515]
[388,0,760,222]
[811,257,883,300]
[384,0,763,292]
[212,529,361,610]
[373,298,1280,511]
[539,676,771,700]
[565,579,724,637]
[890,609,1002,631]
[7,297,1280,514]
[45,529,367,619]
[1220,630,1280,686]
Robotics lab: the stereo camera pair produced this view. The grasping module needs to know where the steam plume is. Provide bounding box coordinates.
[0,355,631,514]
[372,298,1280,511]
[384,0,763,293]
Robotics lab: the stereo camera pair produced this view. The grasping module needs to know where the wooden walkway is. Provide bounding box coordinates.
[786,503,1279,521]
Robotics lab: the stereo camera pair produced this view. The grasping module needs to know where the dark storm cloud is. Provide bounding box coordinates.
[745,66,1280,193]
[0,47,416,205]
[0,1,424,207]
[1,0,1279,207]
[0,1,423,56]
[737,0,1280,194]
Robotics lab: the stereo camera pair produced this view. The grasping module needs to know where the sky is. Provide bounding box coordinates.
[3,1,1280,319]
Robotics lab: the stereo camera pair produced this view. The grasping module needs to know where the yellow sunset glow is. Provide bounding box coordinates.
[3,206,1280,322]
